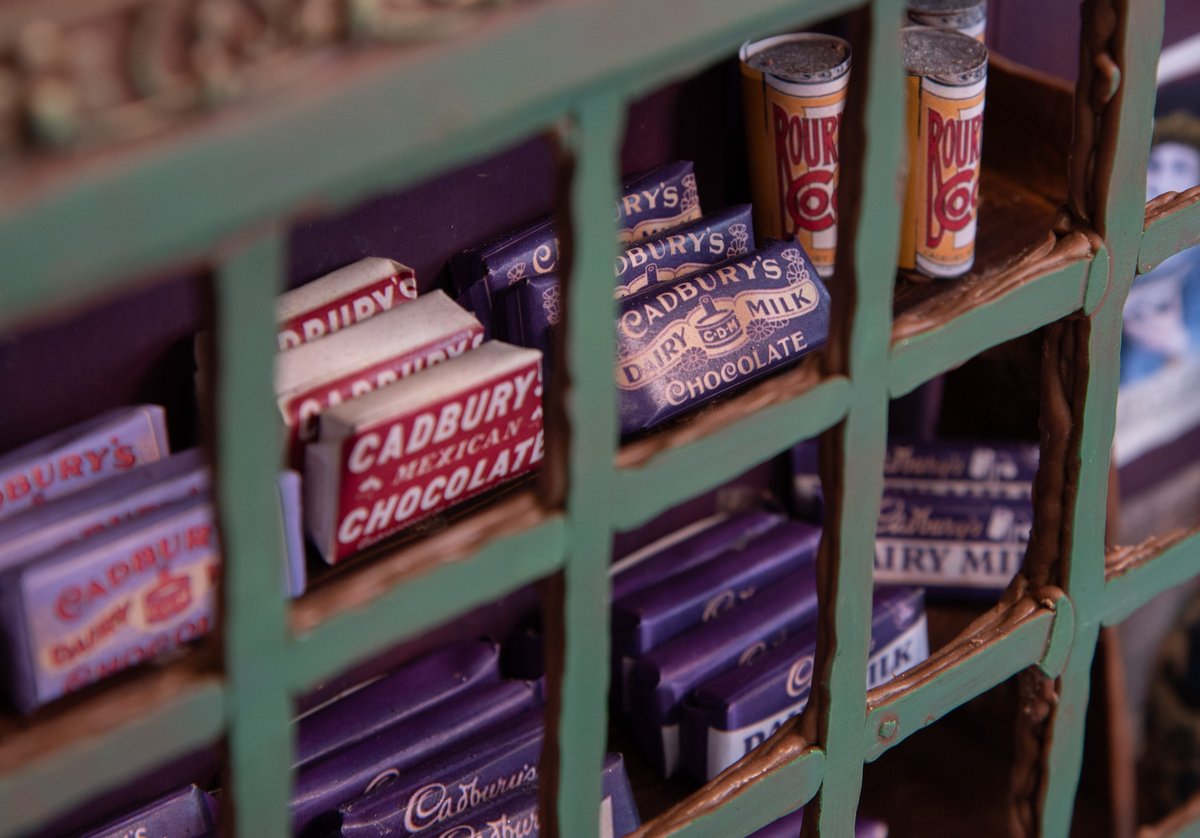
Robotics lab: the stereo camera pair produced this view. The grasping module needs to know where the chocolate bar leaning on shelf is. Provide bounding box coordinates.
[79,784,218,838]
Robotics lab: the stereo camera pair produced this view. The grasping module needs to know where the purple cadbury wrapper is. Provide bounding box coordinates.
[627,563,819,777]
[615,241,830,435]
[747,808,889,838]
[79,784,217,838]
[613,205,755,298]
[291,678,542,837]
[680,587,928,781]
[297,640,502,766]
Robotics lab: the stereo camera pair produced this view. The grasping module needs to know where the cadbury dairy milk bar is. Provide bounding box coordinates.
[80,784,218,838]
[613,520,821,658]
[874,491,1032,594]
[304,342,543,564]
[610,509,784,602]
[793,438,1038,505]
[292,678,543,837]
[499,207,759,378]
[277,257,418,351]
[337,707,544,836]
[681,587,928,781]
[0,405,169,523]
[276,291,484,468]
[627,565,820,777]
[453,161,701,337]
[358,752,640,838]
[297,640,501,766]
[616,240,831,435]
[747,809,889,838]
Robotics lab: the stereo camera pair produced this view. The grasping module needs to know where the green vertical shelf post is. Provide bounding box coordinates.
[1036,1,1164,835]
[553,90,625,837]
[813,0,908,833]
[214,234,295,835]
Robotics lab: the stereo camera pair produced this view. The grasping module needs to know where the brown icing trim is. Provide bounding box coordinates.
[632,731,819,837]
[289,489,556,633]
[1139,790,1200,838]
[615,357,828,470]
[1104,527,1196,580]
[1068,0,1122,229]
[1144,185,1200,229]
[892,228,1094,343]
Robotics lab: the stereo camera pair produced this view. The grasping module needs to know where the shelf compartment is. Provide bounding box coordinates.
[613,362,849,531]
[287,490,564,692]
[862,592,1066,762]
[1102,528,1200,626]
[1140,186,1200,274]
[1140,789,1200,838]
[0,665,224,838]
[637,742,825,838]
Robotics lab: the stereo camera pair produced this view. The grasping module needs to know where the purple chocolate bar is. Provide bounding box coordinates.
[680,587,927,781]
[613,520,820,656]
[0,448,208,574]
[748,809,888,838]
[0,405,170,522]
[365,751,639,838]
[610,509,784,602]
[80,784,217,838]
[297,640,501,766]
[614,205,755,298]
[616,241,831,435]
[874,491,1032,594]
[627,565,819,777]
[453,162,701,337]
[292,678,543,837]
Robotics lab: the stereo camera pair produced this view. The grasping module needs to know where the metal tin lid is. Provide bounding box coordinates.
[741,33,851,84]
[908,0,987,29]
[901,25,988,85]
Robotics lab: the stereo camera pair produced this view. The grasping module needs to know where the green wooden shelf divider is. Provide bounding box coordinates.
[0,0,1198,835]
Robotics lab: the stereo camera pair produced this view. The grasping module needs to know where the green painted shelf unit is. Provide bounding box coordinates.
[0,0,1198,835]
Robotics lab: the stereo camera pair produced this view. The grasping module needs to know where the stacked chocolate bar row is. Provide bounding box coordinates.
[450,161,832,436]
[75,640,641,837]
[0,407,305,712]
[605,509,929,784]
[793,438,1039,596]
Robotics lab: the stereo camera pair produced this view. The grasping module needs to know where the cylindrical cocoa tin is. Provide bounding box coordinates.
[907,0,988,41]
[898,26,988,279]
[740,33,851,279]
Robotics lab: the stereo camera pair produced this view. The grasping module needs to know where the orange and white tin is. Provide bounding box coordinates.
[740,34,851,280]
[899,26,988,278]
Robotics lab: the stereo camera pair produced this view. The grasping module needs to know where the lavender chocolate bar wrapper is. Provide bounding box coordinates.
[610,509,783,602]
[292,678,542,837]
[0,495,219,713]
[0,405,170,522]
[0,448,208,575]
[681,587,928,780]
[627,565,819,777]
[748,809,888,838]
[874,491,1032,594]
[338,707,543,836]
[614,205,755,298]
[616,241,830,435]
[613,520,820,657]
[501,273,560,368]
[297,640,501,766]
[453,162,701,337]
[370,752,639,838]
[81,784,217,838]
[277,468,307,598]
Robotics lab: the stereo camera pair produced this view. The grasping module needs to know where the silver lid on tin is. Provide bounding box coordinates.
[742,33,851,84]
[908,0,987,33]
[901,25,988,85]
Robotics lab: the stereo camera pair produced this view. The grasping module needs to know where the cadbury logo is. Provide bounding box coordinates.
[1,439,139,511]
[786,654,815,698]
[278,275,416,350]
[617,183,681,221]
[404,765,539,833]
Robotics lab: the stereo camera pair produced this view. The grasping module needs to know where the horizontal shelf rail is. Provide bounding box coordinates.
[890,238,1094,397]
[862,592,1067,762]
[0,666,225,838]
[287,492,565,692]
[614,367,851,531]
[1102,528,1200,626]
[1140,187,1200,274]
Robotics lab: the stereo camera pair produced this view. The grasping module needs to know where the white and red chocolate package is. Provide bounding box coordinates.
[275,291,484,468]
[0,406,169,523]
[305,342,544,564]
[277,257,417,351]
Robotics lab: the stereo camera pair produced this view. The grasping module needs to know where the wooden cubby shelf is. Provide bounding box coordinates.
[1141,187,1200,273]
[1103,528,1200,626]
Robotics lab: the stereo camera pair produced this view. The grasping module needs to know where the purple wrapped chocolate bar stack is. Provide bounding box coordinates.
[794,437,1037,596]
[79,784,218,838]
